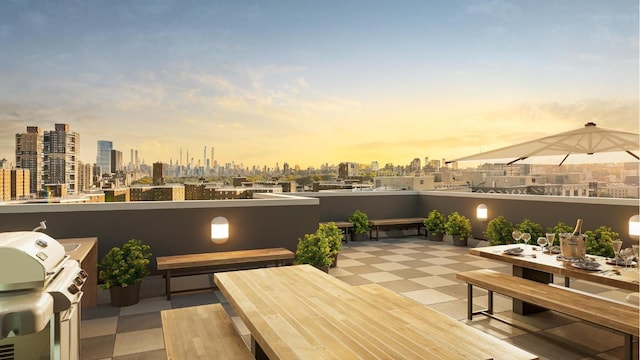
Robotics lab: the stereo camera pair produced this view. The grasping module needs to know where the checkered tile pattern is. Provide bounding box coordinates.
[80,237,637,359]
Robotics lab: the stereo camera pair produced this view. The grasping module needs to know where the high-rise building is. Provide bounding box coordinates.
[11,168,29,200]
[16,126,44,194]
[0,169,9,201]
[44,124,79,194]
[111,149,123,173]
[96,140,113,175]
[153,162,165,186]
[77,161,92,193]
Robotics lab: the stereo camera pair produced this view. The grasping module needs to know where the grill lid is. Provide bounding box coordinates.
[0,232,66,291]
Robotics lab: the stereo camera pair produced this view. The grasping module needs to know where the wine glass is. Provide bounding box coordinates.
[632,245,639,262]
[620,248,634,269]
[612,240,623,264]
[521,233,531,249]
[536,237,547,253]
[545,233,556,251]
[512,230,523,246]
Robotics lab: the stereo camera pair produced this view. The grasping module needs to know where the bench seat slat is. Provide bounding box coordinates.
[456,269,639,337]
[157,248,294,270]
[161,303,253,360]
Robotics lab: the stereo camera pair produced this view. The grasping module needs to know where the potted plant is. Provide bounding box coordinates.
[585,226,620,258]
[423,209,446,241]
[317,222,343,268]
[484,216,514,245]
[99,239,152,307]
[295,232,333,273]
[348,210,370,241]
[445,211,472,246]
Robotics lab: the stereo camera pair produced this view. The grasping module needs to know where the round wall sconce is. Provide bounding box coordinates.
[211,216,229,244]
[629,215,640,239]
[476,204,488,221]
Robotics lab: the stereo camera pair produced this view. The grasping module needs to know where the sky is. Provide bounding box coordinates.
[0,0,638,169]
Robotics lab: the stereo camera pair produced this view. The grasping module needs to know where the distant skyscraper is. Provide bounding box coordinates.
[97,140,113,175]
[111,149,123,173]
[77,161,92,193]
[15,126,44,194]
[153,162,165,186]
[44,123,79,194]
[11,168,29,200]
[0,169,9,201]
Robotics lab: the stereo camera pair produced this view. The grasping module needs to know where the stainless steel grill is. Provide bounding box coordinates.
[0,231,87,360]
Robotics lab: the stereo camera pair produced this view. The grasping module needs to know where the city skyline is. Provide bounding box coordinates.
[0,1,638,168]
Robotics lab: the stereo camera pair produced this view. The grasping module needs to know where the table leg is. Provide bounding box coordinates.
[252,335,269,360]
[165,270,171,301]
[512,265,553,315]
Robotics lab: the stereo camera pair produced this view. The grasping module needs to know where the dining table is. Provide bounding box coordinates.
[469,244,640,314]
[214,264,538,360]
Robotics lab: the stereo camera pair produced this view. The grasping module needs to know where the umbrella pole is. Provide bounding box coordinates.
[558,154,570,166]
[625,151,639,160]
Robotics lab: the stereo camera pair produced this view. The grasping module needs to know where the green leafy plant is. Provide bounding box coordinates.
[348,210,371,235]
[317,222,343,255]
[516,219,543,241]
[445,211,472,239]
[424,209,446,235]
[99,239,152,289]
[546,221,574,246]
[585,226,620,258]
[484,216,514,245]
[295,232,333,267]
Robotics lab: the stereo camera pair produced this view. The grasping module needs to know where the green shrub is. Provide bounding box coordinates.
[295,232,333,267]
[348,210,371,234]
[484,216,514,246]
[585,226,620,258]
[516,219,543,242]
[424,209,446,235]
[318,222,343,255]
[99,239,152,289]
[445,211,472,239]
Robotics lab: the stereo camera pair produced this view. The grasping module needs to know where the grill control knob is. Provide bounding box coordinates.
[74,277,84,287]
[67,284,80,295]
[78,270,88,279]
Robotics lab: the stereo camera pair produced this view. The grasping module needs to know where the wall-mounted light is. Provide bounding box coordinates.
[211,216,229,244]
[629,215,640,238]
[476,204,488,221]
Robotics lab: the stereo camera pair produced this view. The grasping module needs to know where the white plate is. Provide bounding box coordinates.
[571,262,601,271]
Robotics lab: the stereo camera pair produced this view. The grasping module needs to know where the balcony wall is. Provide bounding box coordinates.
[0,191,637,276]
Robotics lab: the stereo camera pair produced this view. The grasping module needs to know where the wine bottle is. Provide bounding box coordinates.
[572,219,583,236]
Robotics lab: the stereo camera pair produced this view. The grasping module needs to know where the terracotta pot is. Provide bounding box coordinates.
[109,283,141,307]
[428,232,444,242]
[330,253,339,268]
[451,234,468,247]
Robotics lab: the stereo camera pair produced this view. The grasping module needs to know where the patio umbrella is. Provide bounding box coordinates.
[446,122,639,166]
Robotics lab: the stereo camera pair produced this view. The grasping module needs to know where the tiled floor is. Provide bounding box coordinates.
[81,236,638,359]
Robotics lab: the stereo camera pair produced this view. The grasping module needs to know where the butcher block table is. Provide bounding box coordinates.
[214,264,537,360]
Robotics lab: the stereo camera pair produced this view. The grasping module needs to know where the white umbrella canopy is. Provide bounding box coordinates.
[446,122,639,166]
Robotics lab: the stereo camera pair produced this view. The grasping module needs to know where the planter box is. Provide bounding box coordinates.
[427,232,444,242]
[451,235,468,247]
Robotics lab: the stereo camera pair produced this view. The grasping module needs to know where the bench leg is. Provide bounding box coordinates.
[165,270,172,301]
[467,284,473,320]
[252,335,269,360]
[624,334,633,360]
[487,290,493,315]
[564,276,570,288]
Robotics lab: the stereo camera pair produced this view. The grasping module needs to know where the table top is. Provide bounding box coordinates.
[214,264,537,360]
[469,245,640,292]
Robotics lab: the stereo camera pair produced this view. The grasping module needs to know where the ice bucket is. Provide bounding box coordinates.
[559,233,587,259]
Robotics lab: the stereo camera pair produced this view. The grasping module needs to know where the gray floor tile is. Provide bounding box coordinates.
[116,312,162,334]
[113,349,167,360]
[81,334,116,360]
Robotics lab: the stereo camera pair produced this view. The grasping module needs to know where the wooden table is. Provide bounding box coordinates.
[469,245,640,313]
[215,264,538,360]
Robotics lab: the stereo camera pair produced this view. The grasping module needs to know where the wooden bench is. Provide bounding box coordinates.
[157,248,294,300]
[457,269,639,360]
[368,217,425,240]
[320,221,353,242]
[161,303,253,360]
